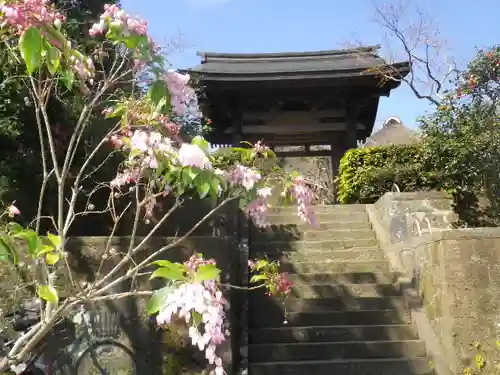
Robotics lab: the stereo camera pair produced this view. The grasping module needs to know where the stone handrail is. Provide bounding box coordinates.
[367,191,500,375]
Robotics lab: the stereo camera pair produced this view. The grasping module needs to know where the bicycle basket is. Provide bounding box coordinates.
[87,305,122,339]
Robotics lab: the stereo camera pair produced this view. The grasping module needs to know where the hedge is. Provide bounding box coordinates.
[337,145,441,204]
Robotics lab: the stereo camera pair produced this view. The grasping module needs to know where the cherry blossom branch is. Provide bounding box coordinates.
[222,284,264,291]
[62,123,122,235]
[89,196,184,292]
[83,290,153,302]
[92,195,240,297]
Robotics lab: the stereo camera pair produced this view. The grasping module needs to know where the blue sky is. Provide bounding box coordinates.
[122,0,498,131]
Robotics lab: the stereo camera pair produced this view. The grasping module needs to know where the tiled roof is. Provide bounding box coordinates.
[189,46,409,81]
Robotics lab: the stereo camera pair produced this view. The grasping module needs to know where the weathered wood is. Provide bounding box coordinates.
[344,101,359,150]
[275,149,333,157]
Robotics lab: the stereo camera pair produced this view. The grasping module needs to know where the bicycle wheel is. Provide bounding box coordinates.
[74,340,136,375]
[46,358,74,375]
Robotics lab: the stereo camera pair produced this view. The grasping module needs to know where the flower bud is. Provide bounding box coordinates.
[54,19,61,29]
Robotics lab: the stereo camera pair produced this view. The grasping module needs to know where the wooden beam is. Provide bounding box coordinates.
[275,149,332,157]
[241,109,347,124]
[224,123,366,134]
[202,77,393,96]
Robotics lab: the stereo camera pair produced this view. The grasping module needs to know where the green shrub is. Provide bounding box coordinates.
[337,145,439,204]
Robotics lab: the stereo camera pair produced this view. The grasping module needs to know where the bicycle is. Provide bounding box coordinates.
[1,300,137,375]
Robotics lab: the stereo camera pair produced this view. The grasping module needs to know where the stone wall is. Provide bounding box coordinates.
[67,198,228,237]
[413,229,500,372]
[367,191,455,274]
[0,236,237,375]
[367,192,500,374]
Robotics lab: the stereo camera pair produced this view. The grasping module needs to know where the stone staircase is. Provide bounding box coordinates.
[247,204,434,375]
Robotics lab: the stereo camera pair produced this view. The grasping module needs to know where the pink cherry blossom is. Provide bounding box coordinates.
[290,176,317,227]
[89,4,148,38]
[156,254,227,375]
[178,143,210,169]
[8,205,20,216]
[164,70,196,116]
[0,0,65,34]
[244,187,274,226]
[227,165,261,191]
[158,115,181,135]
[130,130,149,152]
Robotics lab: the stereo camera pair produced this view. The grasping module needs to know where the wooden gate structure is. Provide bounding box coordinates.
[189,45,409,182]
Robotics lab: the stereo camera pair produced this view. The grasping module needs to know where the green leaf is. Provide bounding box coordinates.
[60,69,75,90]
[105,104,126,119]
[148,80,168,106]
[197,181,210,199]
[255,259,269,270]
[191,136,209,151]
[47,232,62,249]
[182,167,198,184]
[46,46,61,75]
[209,177,221,199]
[37,285,58,303]
[154,97,168,114]
[15,229,42,256]
[7,222,23,235]
[177,184,185,196]
[194,264,221,282]
[238,198,248,210]
[124,34,142,50]
[147,285,174,315]
[151,266,186,281]
[0,243,10,262]
[0,237,16,264]
[37,244,55,256]
[250,274,268,284]
[192,311,203,326]
[45,252,60,265]
[19,27,43,74]
[152,259,179,268]
[129,148,142,159]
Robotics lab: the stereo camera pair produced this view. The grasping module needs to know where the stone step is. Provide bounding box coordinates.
[269,204,367,215]
[281,260,390,274]
[254,221,373,234]
[249,309,411,328]
[249,340,427,362]
[252,296,406,312]
[249,324,418,344]
[266,212,370,224]
[265,248,385,262]
[286,271,400,284]
[287,283,402,299]
[252,228,377,241]
[250,239,380,255]
[249,357,434,375]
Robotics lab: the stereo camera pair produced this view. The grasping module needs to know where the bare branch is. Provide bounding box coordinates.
[349,1,458,106]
